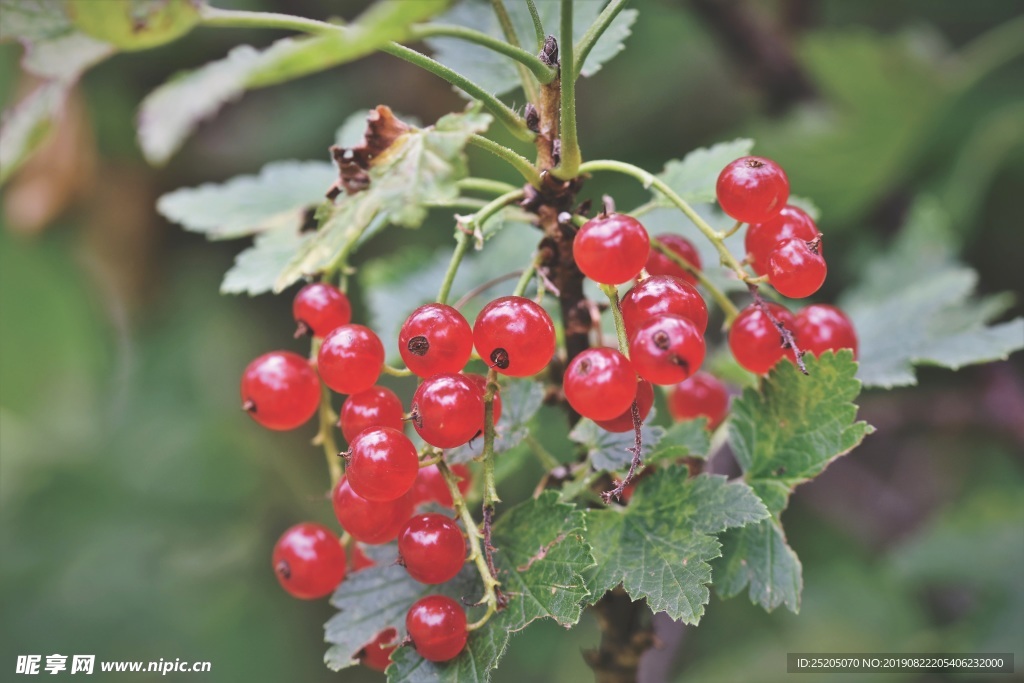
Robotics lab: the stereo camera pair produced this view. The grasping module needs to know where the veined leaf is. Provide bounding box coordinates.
[220,227,315,296]
[654,139,754,206]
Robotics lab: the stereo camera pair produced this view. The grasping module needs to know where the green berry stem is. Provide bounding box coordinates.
[524,433,561,471]
[551,0,582,180]
[379,363,414,378]
[526,0,545,50]
[649,237,740,323]
[309,337,342,489]
[486,0,542,100]
[722,219,745,238]
[467,135,543,188]
[599,283,631,358]
[456,177,520,196]
[198,5,335,32]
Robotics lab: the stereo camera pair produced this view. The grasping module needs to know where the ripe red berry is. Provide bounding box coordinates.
[645,233,702,285]
[332,477,412,545]
[667,372,730,430]
[346,427,419,502]
[398,514,467,584]
[563,348,638,421]
[406,595,468,662]
[716,156,789,224]
[464,373,503,425]
[621,275,709,338]
[318,324,385,395]
[399,304,473,378]
[292,282,352,337]
[728,302,798,374]
[360,628,397,672]
[473,296,556,377]
[272,523,346,600]
[745,205,819,276]
[595,379,654,433]
[768,238,827,299]
[794,304,858,359]
[338,386,405,443]
[411,464,472,508]
[241,351,321,431]
[412,373,484,448]
[629,315,706,385]
[573,213,650,285]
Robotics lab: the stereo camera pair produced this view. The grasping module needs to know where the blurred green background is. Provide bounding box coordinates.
[1,1,1022,682]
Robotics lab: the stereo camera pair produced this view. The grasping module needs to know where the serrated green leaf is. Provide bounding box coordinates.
[220,227,314,296]
[449,379,545,464]
[584,468,768,623]
[386,627,509,683]
[569,413,665,472]
[0,82,64,185]
[0,0,114,80]
[654,139,754,205]
[647,419,710,463]
[716,518,802,613]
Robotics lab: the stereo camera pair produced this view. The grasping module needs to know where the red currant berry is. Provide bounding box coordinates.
[768,238,827,299]
[629,315,706,385]
[621,275,709,338]
[668,372,730,430]
[728,302,798,374]
[645,234,702,285]
[794,304,858,359]
[272,523,345,600]
[351,544,375,572]
[473,296,556,377]
[360,628,397,672]
[745,205,819,276]
[398,514,467,585]
[594,379,654,433]
[346,427,419,502]
[563,348,638,421]
[292,282,352,338]
[411,464,472,508]
[318,324,385,395]
[406,595,468,662]
[332,477,413,545]
[241,351,321,431]
[464,373,503,425]
[411,373,484,448]
[574,213,650,285]
[716,156,789,224]
[399,304,473,378]
[339,386,405,443]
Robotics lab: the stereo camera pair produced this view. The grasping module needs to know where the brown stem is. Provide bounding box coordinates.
[602,401,644,502]
[584,587,654,683]
[481,504,508,608]
[748,284,808,374]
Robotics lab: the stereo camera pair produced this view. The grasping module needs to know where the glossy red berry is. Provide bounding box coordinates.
[645,233,702,285]
[768,238,827,299]
[406,595,468,662]
[473,296,556,377]
[318,324,385,395]
[563,348,638,421]
[716,156,789,224]
[241,351,321,431]
[272,523,346,600]
[574,213,650,285]
[399,304,473,378]
[795,304,858,359]
[728,302,798,374]
[332,477,413,545]
[398,514,467,585]
[339,386,405,443]
[745,205,819,276]
[360,628,397,672]
[346,427,419,502]
[412,373,484,448]
[629,315,706,385]
[292,282,352,337]
[595,380,654,433]
[411,464,472,508]
[464,373,503,425]
[667,372,730,430]
[621,275,709,338]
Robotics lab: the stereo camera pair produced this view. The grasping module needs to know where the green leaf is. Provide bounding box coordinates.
[220,227,314,296]
[647,419,711,463]
[716,518,802,614]
[578,8,639,79]
[584,468,769,623]
[568,414,665,472]
[0,0,114,80]
[448,379,545,464]
[386,627,509,683]
[0,82,64,185]
[65,0,199,52]
[654,139,754,205]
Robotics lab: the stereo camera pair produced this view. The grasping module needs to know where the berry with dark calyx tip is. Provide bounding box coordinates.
[318,324,385,395]
[360,628,397,672]
[595,380,654,433]
[339,386,405,443]
[795,304,858,359]
[332,477,413,545]
[351,544,375,572]
[346,427,419,502]
[411,373,484,448]
[473,296,556,377]
[573,213,650,285]
[745,205,819,276]
[629,315,706,385]
[768,237,827,299]
[292,282,352,338]
[241,351,321,431]
[716,156,789,224]
[621,275,709,338]
[272,523,346,600]
[563,348,638,421]
[464,373,503,424]
[646,233,702,285]
[728,302,798,374]
[399,304,473,378]
[406,595,468,662]
[667,372,730,430]
[411,464,472,508]
[398,514,467,585]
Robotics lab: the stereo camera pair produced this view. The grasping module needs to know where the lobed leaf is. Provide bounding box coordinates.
[569,414,665,473]
[654,138,754,205]
[220,227,314,296]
